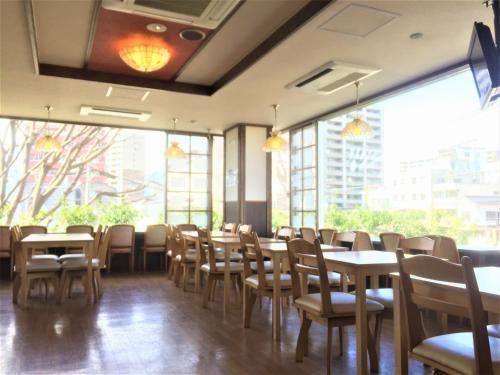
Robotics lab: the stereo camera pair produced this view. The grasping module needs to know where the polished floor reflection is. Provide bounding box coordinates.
[0,274,429,374]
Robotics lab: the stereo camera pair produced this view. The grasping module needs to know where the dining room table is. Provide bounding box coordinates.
[20,233,95,307]
[300,250,402,375]
[391,266,500,375]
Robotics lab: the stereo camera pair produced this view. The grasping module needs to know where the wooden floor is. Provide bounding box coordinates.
[0,273,430,374]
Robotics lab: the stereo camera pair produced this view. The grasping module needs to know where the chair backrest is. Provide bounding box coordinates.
[176,223,197,232]
[380,232,404,251]
[426,235,460,263]
[240,232,266,287]
[66,225,94,235]
[108,225,135,249]
[331,231,355,247]
[396,251,493,374]
[274,226,296,240]
[237,224,253,234]
[198,228,218,272]
[287,238,333,314]
[221,222,237,233]
[97,228,111,266]
[399,236,436,254]
[145,224,167,247]
[318,228,336,245]
[173,227,190,262]
[11,226,26,272]
[352,231,374,250]
[0,226,11,252]
[20,225,47,238]
[92,225,103,258]
[300,227,317,244]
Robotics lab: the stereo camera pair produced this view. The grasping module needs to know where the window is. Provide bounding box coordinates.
[212,136,224,229]
[272,132,290,230]
[291,124,317,228]
[316,69,500,246]
[0,119,165,231]
[166,133,211,227]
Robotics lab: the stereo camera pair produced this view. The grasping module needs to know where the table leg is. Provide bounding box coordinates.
[194,239,201,293]
[223,244,230,314]
[86,243,93,306]
[355,270,368,375]
[371,274,379,289]
[272,254,282,341]
[20,244,29,309]
[393,278,408,374]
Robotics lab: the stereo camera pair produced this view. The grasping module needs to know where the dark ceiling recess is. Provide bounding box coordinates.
[179,29,206,41]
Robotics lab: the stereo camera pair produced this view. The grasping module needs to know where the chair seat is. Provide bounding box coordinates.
[488,324,500,339]
[245,273,292,289]
[26,259,61,272]
[32,254,59,261]
[412,332,500,375]
[201,262,243,273]
[250,260,273,273]
[175,253,197,263]
[364,288,394,309]
[61,258,100,270]
[295,292,384,316]
[214,249,243,261]
[58,253,86,261]
[110,247,132,254]
[308,271,341,287]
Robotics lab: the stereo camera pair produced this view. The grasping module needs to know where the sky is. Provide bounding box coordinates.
[375,69,500,183]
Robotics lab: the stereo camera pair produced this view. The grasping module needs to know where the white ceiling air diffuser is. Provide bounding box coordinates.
[102,0,240,30]
[286,61,381,95]
[80,105,151,121]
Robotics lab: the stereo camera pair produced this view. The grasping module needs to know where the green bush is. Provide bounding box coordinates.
[58,204,97,228]
[98,203,140,225]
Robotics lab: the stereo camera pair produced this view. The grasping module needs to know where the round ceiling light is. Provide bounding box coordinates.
[119,45,170,72]
[179,29,206,41]
[147,23,167,33]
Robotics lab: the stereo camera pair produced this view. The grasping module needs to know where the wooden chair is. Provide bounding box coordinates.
[20,225,48,255]
[106,224,135,273]
[142,224,168,272]
[300,227,317,244]
[274,226,296,240]
[58,228,111,303]
[366,236,439,337]
[166,225,177,279]
[176,224,197,232]
[352,231,374,250]
[200,229,243,308]
[330,231,355,247]
[12,226,61,307]
[65,224,94,253]
[0,226,13,280]
[379,232,404,251]
[221,222,237,233]
[396,250,500,374]
[240,231,291,327]
[237,224,253,234]
[318,228,337,245]
[427,235,460,263]
[172,228,197,291]
[287,238,383,374]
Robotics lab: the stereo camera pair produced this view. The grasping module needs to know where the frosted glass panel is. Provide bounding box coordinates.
[168,173,189,191]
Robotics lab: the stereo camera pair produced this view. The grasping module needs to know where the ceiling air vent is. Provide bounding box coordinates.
[286,61,381,95]
[102,0,240,29]
[80,105,151,121]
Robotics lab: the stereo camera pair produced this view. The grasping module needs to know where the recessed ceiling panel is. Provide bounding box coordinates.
[87,8,212,81]
[319,3,399,37]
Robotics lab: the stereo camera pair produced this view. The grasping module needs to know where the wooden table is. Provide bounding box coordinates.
[391,266,500,375]
[260,242,348,341]
[302,250,400,374]
[21,233,94,307]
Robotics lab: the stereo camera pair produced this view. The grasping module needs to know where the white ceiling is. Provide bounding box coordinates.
[0,0,494,133]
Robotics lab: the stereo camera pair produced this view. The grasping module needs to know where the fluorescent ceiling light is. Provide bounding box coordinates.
[80,105,151,121]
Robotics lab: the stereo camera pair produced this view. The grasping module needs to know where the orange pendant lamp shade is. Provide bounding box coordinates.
[34,105,61,152]
[119,45,171,73]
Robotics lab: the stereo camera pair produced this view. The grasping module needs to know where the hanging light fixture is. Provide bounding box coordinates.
[34,105,62,152]
[165,117,186,158]
[341,81,373,139]
[119,45,170,73]
[262,104,288,152]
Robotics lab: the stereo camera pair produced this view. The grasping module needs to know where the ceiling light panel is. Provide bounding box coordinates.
[105,86,151,102]
[319,4,399,37]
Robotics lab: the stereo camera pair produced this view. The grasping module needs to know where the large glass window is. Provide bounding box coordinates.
[291,124,317,228]
[212,135,224,229]
[0,119,165,231]
[272,132,290,230]
[166,133,211,227]
[317,69,500,246]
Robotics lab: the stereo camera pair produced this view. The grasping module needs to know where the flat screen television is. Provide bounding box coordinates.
[468,22,500,109]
